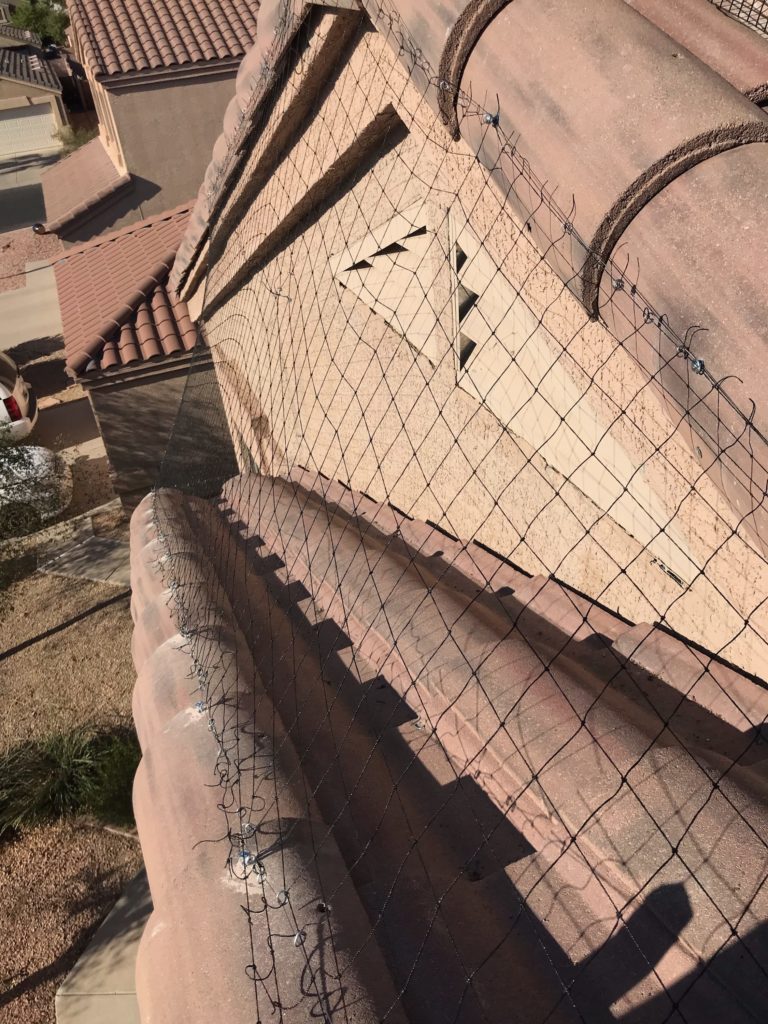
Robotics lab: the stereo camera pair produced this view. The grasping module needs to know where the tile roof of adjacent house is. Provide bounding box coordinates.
[55,203,193,375]
[68,0,259,79]
[0,44,60,90]
[0,24,42,46]
[40,136,132,234]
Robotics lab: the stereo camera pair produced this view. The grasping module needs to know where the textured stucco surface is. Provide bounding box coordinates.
[107,71,240,216]
[196,24,767,678]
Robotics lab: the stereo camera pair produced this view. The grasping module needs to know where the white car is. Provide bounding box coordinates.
[0,444,73,538]
[0,351,38,440]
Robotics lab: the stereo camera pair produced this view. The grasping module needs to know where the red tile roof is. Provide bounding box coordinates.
[55,203,194,375]
[95,278,198,373]
[69,0,259,79]
[40,137,131,234]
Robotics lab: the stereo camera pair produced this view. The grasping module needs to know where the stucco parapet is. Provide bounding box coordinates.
[131,475,768,1019]
[129,488,409,1024]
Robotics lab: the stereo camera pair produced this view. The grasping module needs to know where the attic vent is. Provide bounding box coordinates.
[452,220,698,588]
[330,201,440,362]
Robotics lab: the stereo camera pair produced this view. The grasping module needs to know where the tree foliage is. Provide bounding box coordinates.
[11,0,69,45]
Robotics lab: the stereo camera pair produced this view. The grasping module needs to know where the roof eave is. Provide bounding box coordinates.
[95,54,244,89]
[0,70,61,92]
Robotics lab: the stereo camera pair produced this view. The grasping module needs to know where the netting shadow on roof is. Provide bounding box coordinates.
[140,5,768,1023]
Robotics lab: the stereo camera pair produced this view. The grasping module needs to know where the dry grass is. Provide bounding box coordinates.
[0,573,134,748]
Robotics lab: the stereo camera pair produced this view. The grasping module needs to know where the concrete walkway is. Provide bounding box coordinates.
[0,259,62,351]
[41,532,131,586]
[55,869,150,1024]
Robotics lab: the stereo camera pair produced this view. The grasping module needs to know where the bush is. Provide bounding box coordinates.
[0,726,140,837]
[11,0,69,45]
[53,125,98,155]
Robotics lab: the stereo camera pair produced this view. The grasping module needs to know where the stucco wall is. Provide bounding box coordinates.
[105,70,239,216]
[87,357,237,508]
[198,21,768,678]
[0,81,54,102]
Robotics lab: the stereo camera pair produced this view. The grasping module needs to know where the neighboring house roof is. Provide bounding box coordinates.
[40,136,131,234]
[54,203,192,374]
[0,24,42,46]
[0,44,60,90]
[0,3,18,26]
[68,0,259,79]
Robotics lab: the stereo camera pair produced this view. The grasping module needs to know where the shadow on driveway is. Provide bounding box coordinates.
[22,358,68,399]
[0,184,46,231]
[32,397,100,451]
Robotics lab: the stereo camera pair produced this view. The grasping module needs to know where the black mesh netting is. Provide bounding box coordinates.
[149,7,768,1023]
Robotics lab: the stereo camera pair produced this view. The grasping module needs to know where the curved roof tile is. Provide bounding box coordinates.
[169,0,768,556]
[54,204,195,374]
[69,0,259,79]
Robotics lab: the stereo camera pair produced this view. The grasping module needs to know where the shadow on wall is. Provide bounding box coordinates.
[89,356,238,509]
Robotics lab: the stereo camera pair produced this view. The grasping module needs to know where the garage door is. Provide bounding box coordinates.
[0,105,59,159]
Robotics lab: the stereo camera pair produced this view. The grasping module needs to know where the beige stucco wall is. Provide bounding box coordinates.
[198,18,768,678]
[87,358,237,507]
[104,70,238,215]
[89,76,126,171]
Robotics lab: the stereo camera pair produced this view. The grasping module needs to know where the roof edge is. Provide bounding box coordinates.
[97,54,244,88]
[61,201,192,262]
[67,252,179,374]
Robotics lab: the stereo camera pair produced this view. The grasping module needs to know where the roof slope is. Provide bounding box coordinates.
[0,44,60,90]
[40,136,131,234]
[69,0,259,79]
[55,203,192,374]
[95,277,198,373]
[0,24,42,46]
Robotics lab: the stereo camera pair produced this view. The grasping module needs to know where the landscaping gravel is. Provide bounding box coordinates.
[0,572,140,1024]
[0,229,63,295]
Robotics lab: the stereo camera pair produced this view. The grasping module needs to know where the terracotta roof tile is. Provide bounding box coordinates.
[40,136,131,234]
[69,0,260,79]
[54,204,195,374]
[0,43,60,90]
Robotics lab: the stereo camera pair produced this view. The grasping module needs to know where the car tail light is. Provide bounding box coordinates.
[3,396,22,421]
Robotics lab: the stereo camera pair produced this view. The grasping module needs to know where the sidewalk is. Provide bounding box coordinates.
[0,259,62,351]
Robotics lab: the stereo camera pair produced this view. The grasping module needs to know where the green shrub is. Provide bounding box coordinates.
[0,726,140,837]
[11,0,69,45]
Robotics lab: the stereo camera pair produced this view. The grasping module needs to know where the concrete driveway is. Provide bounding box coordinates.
[0,152,63,350]
[0,152,59,231]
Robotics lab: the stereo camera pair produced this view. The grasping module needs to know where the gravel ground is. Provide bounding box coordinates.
[0,572,140,1023]
[0,821,141,1024]
[0,229,63,295]
[0,573,134,747]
